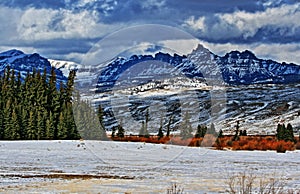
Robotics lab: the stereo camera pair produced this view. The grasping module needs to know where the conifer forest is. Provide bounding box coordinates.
[0,67,80,140]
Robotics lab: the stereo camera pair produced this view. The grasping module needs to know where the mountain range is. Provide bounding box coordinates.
[1,44,299,88]
[92,44,300,93]
[1,45,299,134]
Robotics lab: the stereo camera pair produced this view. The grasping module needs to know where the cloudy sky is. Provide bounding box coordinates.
[0,0,300,64]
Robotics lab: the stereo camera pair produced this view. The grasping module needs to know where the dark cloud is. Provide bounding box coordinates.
[31,38,97,54]
[250,26,300,43]
[0,0,66,9]
[167,0,264,14]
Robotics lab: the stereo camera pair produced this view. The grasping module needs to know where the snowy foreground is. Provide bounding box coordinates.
[0,140,300,193]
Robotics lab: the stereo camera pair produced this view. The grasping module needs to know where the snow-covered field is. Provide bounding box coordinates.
[1,140,300,193]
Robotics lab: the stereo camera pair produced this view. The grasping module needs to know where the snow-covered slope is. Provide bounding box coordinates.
[48,59,79,76]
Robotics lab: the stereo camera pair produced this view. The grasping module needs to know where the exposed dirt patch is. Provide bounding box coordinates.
[0,173,134,180]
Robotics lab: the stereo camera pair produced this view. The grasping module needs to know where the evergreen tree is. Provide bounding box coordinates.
[20,107,29,139]
[286,123,294,141]
[166,115,173,137]
[45,112,55,139]
[3,99,13,139]
[145,108,150,133]
[157,116,164,139]
[195,125,207,138]
[65,70,76,103]
[276,123,294,142]
[232,121,240,141]
[36,109,46,140]
[239,130,243,136]
[139,121,149,138]
[27,110,36,140]
[111,126,116,138]
[73,95,106,140]
[207,123,218,136]
[116,124,125,138]
[218,129,224,138]
[0,75,4,139]
[57,111,67,139]
[242,130,247,136]
[0,107,3,139]
[0,66,81,140]
[97,104,105,131]
[276,124,284,140]
[10,107,21,140]
[139,108,150,138]
[180,112,193,139]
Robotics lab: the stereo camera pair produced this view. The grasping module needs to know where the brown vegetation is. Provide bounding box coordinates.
[214,136,296,152]
[111,135,298,152]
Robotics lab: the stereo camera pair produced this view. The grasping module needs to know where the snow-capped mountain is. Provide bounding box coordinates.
[0,49,67,84]
[95,52,207,93]
[47,44,300,93]
[95,44,300,90]
[215,49,300,84]
[48,59,79,76]
[50,58,119,93]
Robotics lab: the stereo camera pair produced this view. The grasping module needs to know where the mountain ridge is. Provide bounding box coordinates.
[91,44,300,93]
[1,44,300,88]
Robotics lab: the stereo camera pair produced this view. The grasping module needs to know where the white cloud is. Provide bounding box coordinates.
[183,16,206,32]
[159,39,201,55]
[219,3,300,38]
[16,7,118,41]
[184,3,300,40]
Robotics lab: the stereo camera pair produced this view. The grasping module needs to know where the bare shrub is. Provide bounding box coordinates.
[225,172,297,194]
[166,183,184,194]
[226,172,256,194]
[258,177,285,194]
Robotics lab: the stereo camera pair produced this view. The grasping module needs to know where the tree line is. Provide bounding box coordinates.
[110,109,296,144]
[110,109,223,140]
[0,66,80,140]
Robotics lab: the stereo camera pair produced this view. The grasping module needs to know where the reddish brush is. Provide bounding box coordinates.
[110,135,297,151]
